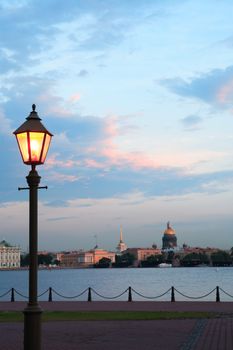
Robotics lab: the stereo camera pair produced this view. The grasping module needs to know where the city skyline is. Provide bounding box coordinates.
[0,1,233,251]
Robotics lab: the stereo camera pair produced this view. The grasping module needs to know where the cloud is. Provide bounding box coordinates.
[78,69,88,77]
[69,93,81,103]
[47,113,147,171]
[180,114,202,130]
[217,35,233,49]
[2,188,233,251]
[47,216,77,222]
[40,110,229,197]
[47,171,80,183]
[0,0,150,77]
[44,200,69,208]
[100,145,158,170]
[46,155,77,169]
[161,66,233,108]
[44,147,233,199]
[2,76,72,117]
[0,109,12,134]
[217,79,233,104]
[6,89,230,202]
[84,159,105,169]
[0,0,28,11]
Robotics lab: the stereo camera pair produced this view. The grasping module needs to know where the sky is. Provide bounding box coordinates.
[1,0,233,252]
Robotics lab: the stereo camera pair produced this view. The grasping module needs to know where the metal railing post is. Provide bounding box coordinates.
[11,288,15,302]
[88,287,92,302]
[216,286,220,302]
[171,286,175,302]
[48,287,52,302]
[128,286,132,302]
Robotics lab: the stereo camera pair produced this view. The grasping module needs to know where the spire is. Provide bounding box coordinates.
[120,226,123,243]
[116,226,127,253]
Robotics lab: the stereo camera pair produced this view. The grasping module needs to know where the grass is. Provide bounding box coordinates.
[0,310,215,322]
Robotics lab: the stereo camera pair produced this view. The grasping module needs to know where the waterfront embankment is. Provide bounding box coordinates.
[1,301,233,350]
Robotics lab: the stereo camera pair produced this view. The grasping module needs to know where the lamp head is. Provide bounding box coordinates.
[13,104,53,166]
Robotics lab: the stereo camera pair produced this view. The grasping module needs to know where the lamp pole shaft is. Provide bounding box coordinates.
[24,166,42,350]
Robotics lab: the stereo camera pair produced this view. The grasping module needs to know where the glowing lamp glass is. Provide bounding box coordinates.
[16,131,52,165]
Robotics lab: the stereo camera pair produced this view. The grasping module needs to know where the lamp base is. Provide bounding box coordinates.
[23,303,43,350]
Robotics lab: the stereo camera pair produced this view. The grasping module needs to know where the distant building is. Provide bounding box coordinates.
[172,245,221,267]
[125,247,161,266]
[60,251,82,267]
[179,246,219,258]
[85,248,115,266]
[56,252,65,262]
[116,226,127,253]
[37,250,50,255]
[0,240,20,268]
[60,248,116,267]
[76,251,95,266]
[162,222,177,250]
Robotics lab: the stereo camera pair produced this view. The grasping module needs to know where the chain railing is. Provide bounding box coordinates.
[51,287,89,301]
[0,288,13,301]
[174,287,217,300]
[14,289,28,299]
[91,287,129,301]
[0,285,232,302]
[131,287,171,300]
[219,287,233,299]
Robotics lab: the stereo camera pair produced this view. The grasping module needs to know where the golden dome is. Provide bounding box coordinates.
[164,222,175,235]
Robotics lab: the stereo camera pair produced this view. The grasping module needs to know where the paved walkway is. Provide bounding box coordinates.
[1,302,233,349]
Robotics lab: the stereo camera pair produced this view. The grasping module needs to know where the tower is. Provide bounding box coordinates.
[116,226,127,253]
[162,222,177,250]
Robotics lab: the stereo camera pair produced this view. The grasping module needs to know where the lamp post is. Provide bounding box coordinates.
[13,104,53,350]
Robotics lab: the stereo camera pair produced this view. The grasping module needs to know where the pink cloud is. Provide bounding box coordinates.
[46,154,79,168]
[101,144,158,169]
[43,114,223,173]
[47,171,80,183]
[84,159,105,168]
[96,117,158,169]
[217,79,233,104]
[99,117,226,170]
[104,116,119,138]
[69,93,81,103]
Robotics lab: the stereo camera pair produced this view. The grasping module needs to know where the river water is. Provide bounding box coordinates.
[0,267,233,301]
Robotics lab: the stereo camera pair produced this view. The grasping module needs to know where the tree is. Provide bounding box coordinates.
[166,251,174,264]
[211,251,232,266]
[114,253,135,267]
[53,259,60,266]
[21,254,30,267]
[141,254,164,267]
[181,253,210,267]
[38,254,53,266]
[21,253,54,266]
[95,257,112,268]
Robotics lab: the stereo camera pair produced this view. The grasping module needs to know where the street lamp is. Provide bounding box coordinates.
[13,104,53,350]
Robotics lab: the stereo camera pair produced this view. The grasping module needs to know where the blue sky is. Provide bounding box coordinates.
[1,0,233,251]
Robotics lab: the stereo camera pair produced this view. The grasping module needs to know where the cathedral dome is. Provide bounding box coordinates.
[164,222,175,235]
